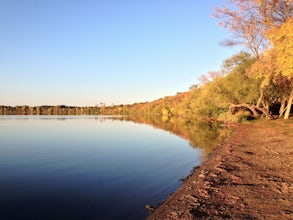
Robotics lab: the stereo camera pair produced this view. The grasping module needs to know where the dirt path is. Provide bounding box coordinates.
[148,120,293,219]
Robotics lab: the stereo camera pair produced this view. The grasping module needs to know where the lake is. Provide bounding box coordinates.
[0,116,206,219]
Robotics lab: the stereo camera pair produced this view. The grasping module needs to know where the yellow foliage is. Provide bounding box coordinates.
[249,16,293,88]
[161,108,170,116]
[266,17,293,79]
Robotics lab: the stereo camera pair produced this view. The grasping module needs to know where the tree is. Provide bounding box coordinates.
[214,0,267,58]
[180,52,263,120]
[249,16,293,119]
[257,0,293,27]
[214,0,293,58]
[219,52,270,118]
[266,16,293,119]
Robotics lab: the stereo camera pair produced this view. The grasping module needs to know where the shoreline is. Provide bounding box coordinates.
[148,120,293,219]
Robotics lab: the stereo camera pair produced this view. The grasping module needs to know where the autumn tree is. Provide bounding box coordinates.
[257,0,293,27]
[266,17,293,119]
[216,52,268,118]
[214,0,267,58]
[214,0,293,58]
[179,52,263,120]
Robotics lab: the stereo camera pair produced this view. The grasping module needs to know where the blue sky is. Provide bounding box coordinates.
[0,0,239,106]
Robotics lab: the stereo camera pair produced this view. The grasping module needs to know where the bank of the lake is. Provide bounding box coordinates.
[148,119,293,219]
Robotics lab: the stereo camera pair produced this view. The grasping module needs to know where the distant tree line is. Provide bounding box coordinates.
[0,105,100,115]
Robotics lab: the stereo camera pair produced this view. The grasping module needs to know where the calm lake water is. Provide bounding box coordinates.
[0,116,202,220]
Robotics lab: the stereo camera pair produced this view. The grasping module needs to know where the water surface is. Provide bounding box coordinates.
[0,116,202,219]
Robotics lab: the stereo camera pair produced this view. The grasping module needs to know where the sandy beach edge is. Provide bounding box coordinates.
[147,120,293,219]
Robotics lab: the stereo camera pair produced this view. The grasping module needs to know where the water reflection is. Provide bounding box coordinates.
[123,115,232,159]
[0,115,123,121]
[3,115,232,158]
[2,115,232,158]
[0,116,204,220]
[0,115,232,220]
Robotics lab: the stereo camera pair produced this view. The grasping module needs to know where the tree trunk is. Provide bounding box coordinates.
[254,106,273,119]
[256,89,264,108]
[284,88,293,120]
[279,98,286,118]
[230,103,273,119]
[230,103,259,118]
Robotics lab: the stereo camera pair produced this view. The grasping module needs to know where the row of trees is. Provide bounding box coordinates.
[105,0,293,122]
[0,105,99,115]
[114,0,293,121]
[2,1,292,121]
[121,0,292,121]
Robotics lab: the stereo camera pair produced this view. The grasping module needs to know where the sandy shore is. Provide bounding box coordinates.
[148,119,293,219]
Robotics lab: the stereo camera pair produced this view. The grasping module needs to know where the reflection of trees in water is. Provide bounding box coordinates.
[121,115,232,159]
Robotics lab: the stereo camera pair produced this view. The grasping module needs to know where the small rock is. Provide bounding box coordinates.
[145,205,156,212]
[199,173,205,178]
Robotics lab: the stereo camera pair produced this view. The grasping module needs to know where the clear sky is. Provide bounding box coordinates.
[0,0,239,106]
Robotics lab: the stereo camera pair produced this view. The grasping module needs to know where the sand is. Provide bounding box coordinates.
[148,119,293,219]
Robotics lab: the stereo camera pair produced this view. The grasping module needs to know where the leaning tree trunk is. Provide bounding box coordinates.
[229,103,259,118]
[229,103,273,119]
[284,89,293,120]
